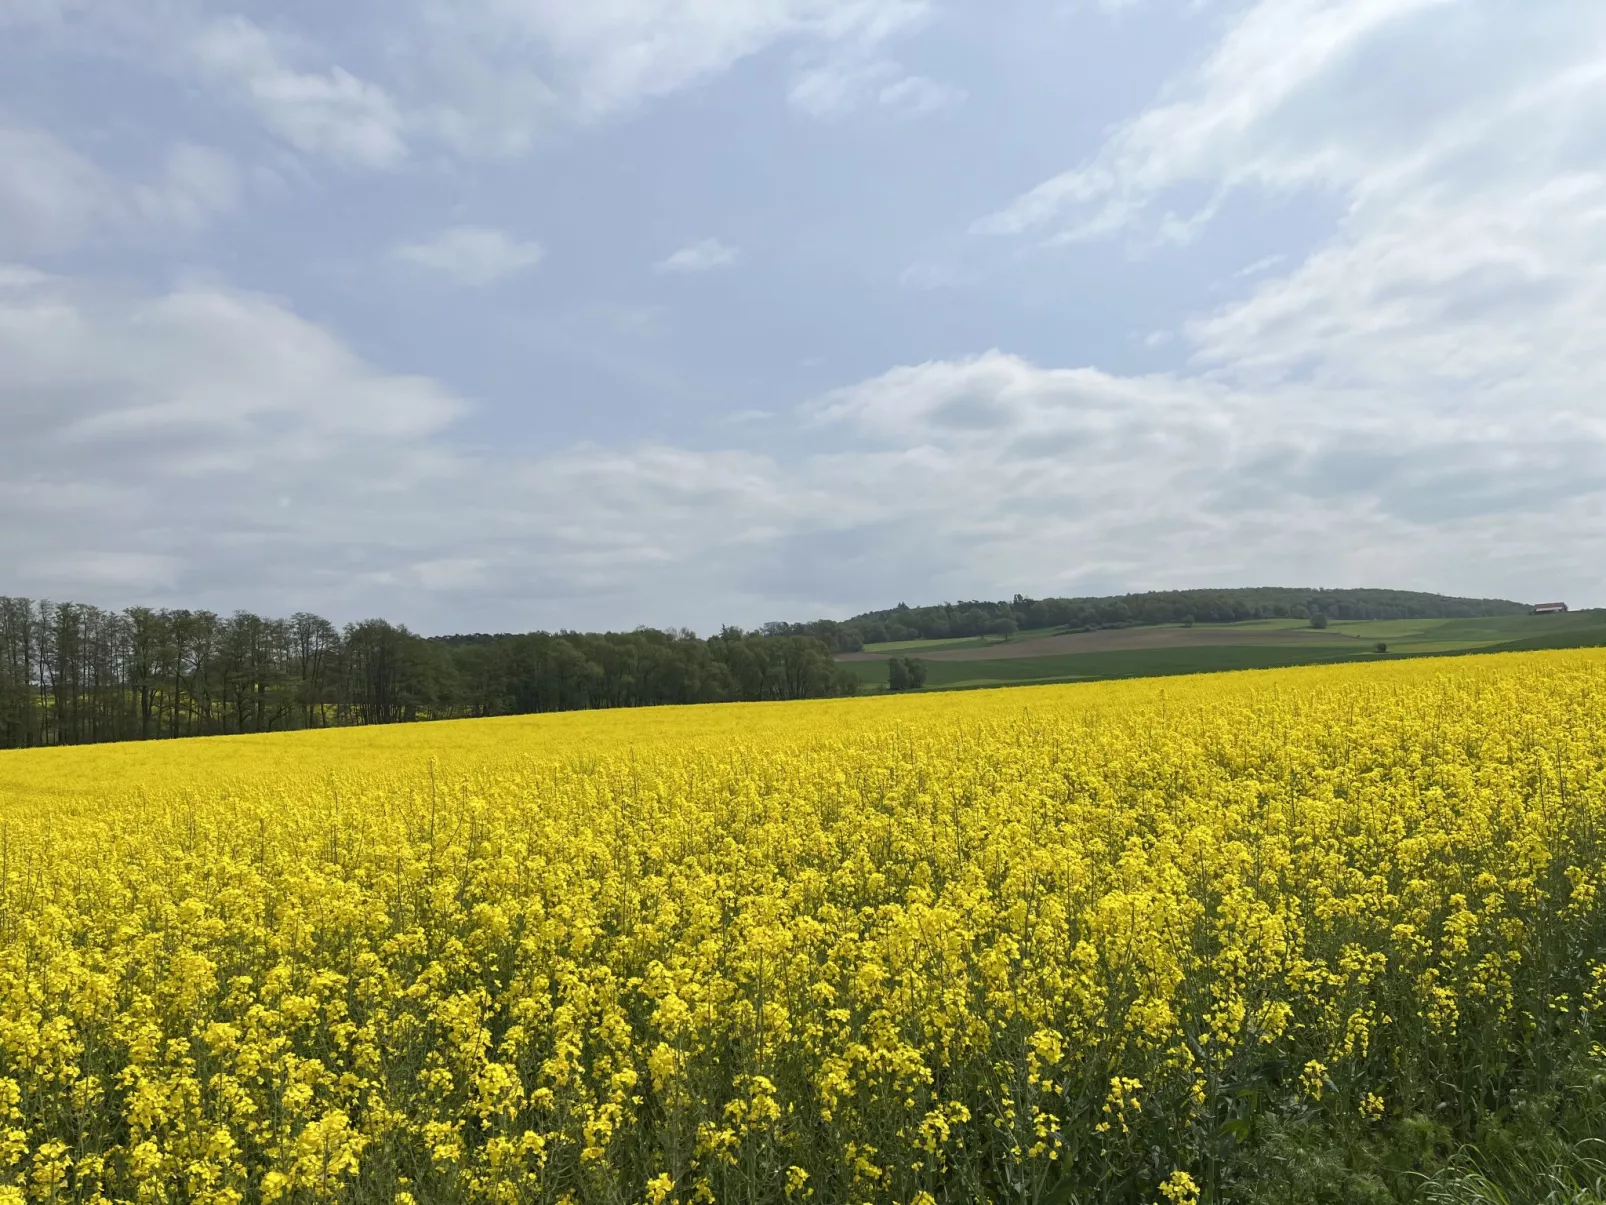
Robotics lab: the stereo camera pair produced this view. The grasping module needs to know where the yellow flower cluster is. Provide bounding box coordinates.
[4,650,1606,1203]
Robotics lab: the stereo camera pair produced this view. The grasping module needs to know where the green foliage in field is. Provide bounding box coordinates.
[845,614,1606,693]
[845,643,1370,690]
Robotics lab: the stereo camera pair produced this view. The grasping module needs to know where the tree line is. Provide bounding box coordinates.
[0,585,1538,749]
[764,587,1531,651]
[0,598,858,749]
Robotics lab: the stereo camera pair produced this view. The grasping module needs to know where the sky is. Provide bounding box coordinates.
[2,0,1604,634]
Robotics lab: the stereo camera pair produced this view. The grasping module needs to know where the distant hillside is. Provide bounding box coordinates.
[768,588,1530,652]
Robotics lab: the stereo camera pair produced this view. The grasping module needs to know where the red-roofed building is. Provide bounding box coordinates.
[1533,602,1569,614]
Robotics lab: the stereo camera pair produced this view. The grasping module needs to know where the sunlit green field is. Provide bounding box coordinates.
[850,612,1606,690]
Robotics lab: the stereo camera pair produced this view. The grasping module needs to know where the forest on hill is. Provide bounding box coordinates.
[766,587,1532,652]
[0,598,856,749]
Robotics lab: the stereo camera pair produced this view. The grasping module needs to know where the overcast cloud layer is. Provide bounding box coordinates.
[3,0,1604,632]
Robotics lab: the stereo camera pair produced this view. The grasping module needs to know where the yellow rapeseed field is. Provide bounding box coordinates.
[5,651,1606,1205]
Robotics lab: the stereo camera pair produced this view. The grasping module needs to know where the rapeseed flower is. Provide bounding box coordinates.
[0,650,1603,1201]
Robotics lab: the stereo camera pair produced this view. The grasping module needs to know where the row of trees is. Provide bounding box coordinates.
[0,599,858,749]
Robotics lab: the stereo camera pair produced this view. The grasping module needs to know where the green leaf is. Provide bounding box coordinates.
[1039,1174,1083,1205]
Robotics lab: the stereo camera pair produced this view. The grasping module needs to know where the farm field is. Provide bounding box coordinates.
[846,642,1371,691]
[849,624,1353,662]
[5,651,1606,1202]
[841,612,1606,690]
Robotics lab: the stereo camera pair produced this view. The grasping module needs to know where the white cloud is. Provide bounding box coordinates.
[2,0,945,165]
[8,269,1606,629]
[0,265,50,289]
[1,279,461,447]
[0,118,117,252]
[186,16,409,170]
[137,143,242,230]
[655,238,741,274]
[1188,169,1606,397]
[8,0,1606,627]
[788,58,897,116]
[463,0,932,120]
[1233,253,1285,279]
[394,225,546,286]
[3,6,413,169]
[790,59,963,117]
[793,348,1606,605]
[432,0,945,150]
[928,0,1606,610]
[0,117,239,253]
[877,73,964,114]
[5,7,407,169]
[0,273,812,626]
[782,0,956,122]
[0,275,469,609]
[1113,6,1606,410]
[976,0,1463,240]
